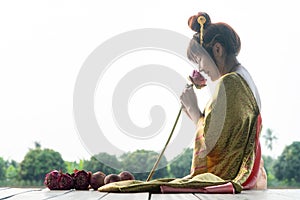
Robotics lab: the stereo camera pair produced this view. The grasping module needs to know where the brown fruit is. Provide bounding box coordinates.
[90,171,106,190]
[104,174,121,184]
[119,171,135,181]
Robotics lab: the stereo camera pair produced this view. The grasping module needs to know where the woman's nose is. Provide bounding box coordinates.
[198,65,204,72]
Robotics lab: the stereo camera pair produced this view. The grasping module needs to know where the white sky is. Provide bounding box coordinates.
[1,0,300,162]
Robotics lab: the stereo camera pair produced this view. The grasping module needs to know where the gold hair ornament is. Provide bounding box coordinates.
[197,16,206,46]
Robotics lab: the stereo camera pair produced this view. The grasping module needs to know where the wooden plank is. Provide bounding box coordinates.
[102,192,149,200]
[151,193,200,200]
[195,193,246,200]
[195,189,300,200]
[1,188,300,200]
[49,190,108,200]
[276,189,300,199]
[0,188,10,191]
[6,189,72,200]
[0,188,42,199]
[242,189,300,200]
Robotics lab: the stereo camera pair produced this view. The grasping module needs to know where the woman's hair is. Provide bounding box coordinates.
[187,12,241,59]
[187,38,201,64]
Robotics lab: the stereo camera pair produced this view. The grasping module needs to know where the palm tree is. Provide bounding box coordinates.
[263,128,277,151]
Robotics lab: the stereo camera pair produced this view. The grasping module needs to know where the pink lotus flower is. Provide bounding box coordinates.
[189,70,207,89]
[72,169,91,190]
[44,170,74,190]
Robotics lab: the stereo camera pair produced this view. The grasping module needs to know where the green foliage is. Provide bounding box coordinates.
[65,160,85,174]
[120,149,169,180]
[274,142,300,182]
[262,155,276,177]
[262,155,279,187]
[84,152,121,175]
[167,148,193,178]
[0,157,6,180]
[78,159,85,170]
[5,164,18,181]
[0,158,44,187]
[19,146,66,182]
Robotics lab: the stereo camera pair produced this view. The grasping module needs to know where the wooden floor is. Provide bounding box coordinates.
[0,187,300,200]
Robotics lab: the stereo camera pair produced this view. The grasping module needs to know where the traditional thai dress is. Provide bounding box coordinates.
[98,66,266,193]
[190,66,264,189]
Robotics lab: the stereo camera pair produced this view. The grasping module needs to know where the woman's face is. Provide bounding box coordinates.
[194,45,220,81]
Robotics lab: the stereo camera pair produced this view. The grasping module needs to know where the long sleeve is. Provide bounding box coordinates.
[190,117,208,175]
[190,73,260,181]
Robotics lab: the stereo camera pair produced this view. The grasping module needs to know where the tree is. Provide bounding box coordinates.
[0,157,5,180]
[262,155,275,176]
[5,160,19,181]
[34,141,41,149]
[19,145,66,182]
[5,165,18,181]
[263,128,277,151]
[262,155,280,187]
[274,142,300,182]
[120,149,169,180]
[168,148,193,178]
[84,152,121,175]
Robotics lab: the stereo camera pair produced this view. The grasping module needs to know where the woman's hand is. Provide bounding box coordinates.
[180,86,202,125]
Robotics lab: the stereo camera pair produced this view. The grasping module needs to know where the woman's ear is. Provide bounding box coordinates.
[212,42,224,58]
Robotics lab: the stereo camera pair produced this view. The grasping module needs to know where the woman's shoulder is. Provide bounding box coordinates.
[219,72,243,86]
[218,72,259,109]
[217,72,254,96]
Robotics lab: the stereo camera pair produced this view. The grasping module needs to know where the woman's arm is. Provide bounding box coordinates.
[180,86,203,125]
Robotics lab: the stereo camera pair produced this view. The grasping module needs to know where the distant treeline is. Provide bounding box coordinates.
[1,142,300,188]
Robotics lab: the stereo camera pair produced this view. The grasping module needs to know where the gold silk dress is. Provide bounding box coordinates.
[190,72,262,187]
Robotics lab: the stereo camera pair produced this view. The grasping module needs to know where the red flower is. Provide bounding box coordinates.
[44,170,74,190]
[189,70,207,89]
[72,169,91,190]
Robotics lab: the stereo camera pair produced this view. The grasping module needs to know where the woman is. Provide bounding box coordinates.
[180,12,267,190]
[99,12,266,194]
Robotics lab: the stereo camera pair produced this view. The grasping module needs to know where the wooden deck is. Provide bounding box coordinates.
[0,187,299,200]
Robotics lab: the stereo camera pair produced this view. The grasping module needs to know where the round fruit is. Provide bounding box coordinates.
[90,171,106,190]
[104,174,121,184]
[119,171,135,181]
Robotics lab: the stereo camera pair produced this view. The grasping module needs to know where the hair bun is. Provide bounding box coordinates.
[188,12,211,32]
